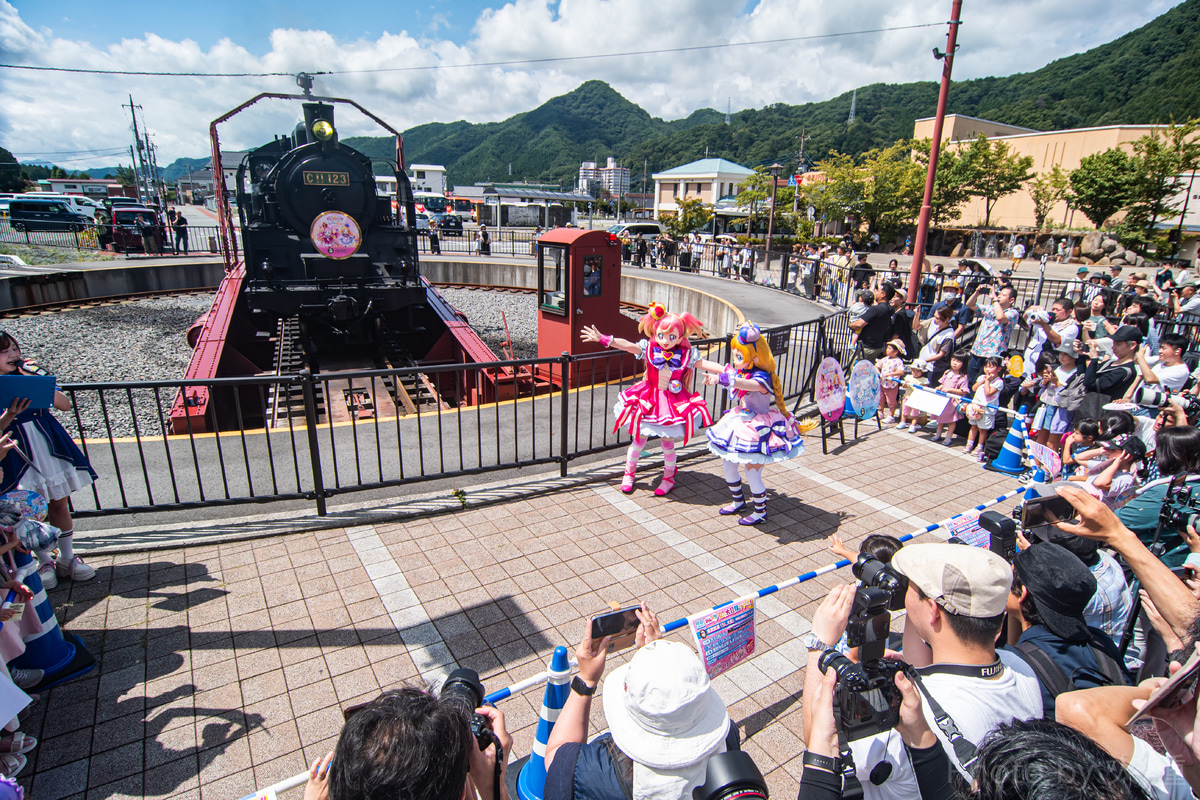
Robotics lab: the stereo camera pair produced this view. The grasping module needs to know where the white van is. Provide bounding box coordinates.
[21,193,103,217]
[607,222,665,239]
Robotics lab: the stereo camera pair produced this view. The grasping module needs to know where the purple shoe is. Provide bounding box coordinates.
[738,512,767,526]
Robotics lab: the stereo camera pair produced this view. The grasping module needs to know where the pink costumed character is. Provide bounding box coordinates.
[580,302,712,495]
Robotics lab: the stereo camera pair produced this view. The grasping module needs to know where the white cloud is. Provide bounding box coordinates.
[0,0,1180,166]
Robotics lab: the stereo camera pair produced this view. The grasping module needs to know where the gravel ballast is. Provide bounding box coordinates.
[3,288,557,438]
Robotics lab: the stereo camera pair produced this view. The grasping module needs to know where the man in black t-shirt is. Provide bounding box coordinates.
[850,283,896,361]
[851,253,875,288]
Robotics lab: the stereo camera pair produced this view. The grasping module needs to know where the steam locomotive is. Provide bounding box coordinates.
[235,101,434,358]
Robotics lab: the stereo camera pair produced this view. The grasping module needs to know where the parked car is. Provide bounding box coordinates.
[106,207,163,253]
[607,222,665,238]
[430,213,463,236]
[414,212,431,232]
[8,198,92,232]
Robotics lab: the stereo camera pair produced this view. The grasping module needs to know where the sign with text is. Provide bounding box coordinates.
[1028,441,1063,480]
[946,509,989,549]
[303,171,350,186]
[688,598,756,679]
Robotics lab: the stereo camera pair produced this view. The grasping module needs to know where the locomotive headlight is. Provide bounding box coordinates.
[312,120,335,141]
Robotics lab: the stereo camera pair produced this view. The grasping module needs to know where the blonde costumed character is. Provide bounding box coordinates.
[696,322,806,525]
[581,302,713,496]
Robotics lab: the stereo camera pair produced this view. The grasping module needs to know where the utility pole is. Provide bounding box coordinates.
[124,95,152,205]
[908,0,963,304]
[794,127,811,214]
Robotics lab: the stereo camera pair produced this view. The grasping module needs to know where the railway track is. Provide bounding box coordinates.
[0,287,215,318]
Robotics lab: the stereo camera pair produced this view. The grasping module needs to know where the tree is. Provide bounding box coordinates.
[959,134,1034,227]
[735,168,776,233]
[911,140,973,226]
[801,152,864,234]
[1123,120,1200,244]
[1026,165,1069,229]
[0,147,22,193]
[857,140,924,237]
[1066,148,1138,228]
[114,165,137,187]
[662,197,712,237]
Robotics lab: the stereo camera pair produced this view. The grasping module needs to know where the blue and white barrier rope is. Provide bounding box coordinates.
[910,385,1024,418]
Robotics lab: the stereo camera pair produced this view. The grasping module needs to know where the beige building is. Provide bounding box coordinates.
[651,158,754,217]
[912,114,1168,229]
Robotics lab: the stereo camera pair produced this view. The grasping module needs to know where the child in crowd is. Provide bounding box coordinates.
[1022,353,1058,441]
[847,290,873,352]
[1061,418,1101,476]
[964,356,1004,460]
[826,532,904,565]
[1032,345,1079,447]
[876,341,906,424]
[895,361,930,431]
[1070,433,1145,509]
[933,352,969,445]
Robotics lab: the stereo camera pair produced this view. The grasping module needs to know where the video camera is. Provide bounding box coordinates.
[818,578,905,741]
[1132,385,1200,420]
[439,668,501,756]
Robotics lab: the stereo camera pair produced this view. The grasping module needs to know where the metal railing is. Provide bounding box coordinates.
[61,313,851,518]
[0,220,223,256]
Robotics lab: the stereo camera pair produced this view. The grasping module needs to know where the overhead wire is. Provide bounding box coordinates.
[0,21,946,78]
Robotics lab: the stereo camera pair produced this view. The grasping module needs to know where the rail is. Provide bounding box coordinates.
[60,313,852,518]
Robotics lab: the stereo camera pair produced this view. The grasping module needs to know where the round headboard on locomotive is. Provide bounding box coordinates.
[237,101,425,343]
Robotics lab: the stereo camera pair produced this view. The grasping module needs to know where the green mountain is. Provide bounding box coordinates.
[303,0,1200,190]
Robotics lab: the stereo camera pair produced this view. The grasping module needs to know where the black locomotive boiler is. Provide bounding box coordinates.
[236,101,435,359]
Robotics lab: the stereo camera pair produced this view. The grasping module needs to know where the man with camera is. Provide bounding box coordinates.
[1170,280,1200,323]
[801,543,1042,799]
[301,680,514,800]
[965,283,1019,386]
[545,604,736,800]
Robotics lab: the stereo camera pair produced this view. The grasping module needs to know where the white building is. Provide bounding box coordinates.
[407,164,447,195]
[651,158,754,218]
[578,157,630,197]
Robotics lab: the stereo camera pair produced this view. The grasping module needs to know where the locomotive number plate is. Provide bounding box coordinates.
[303,171,350,186]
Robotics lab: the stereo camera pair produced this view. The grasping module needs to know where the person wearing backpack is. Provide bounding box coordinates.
[1004,541,1132,716]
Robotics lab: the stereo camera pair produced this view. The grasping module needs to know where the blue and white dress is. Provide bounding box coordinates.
[706,368,804,464]
[0,406,96,500]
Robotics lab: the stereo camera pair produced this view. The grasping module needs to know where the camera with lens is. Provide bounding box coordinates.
[1161,481,1200,534]
[440,668,500,754]
[817,586,905,741]
[1132,385,1200,419]
[852,554,909,612]
[693,751,768,800]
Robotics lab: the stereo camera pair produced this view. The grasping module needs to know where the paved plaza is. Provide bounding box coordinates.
[21,421,1022,800]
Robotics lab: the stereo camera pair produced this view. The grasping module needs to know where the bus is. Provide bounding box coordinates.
[451,197,476,220]
[414,192,449,215]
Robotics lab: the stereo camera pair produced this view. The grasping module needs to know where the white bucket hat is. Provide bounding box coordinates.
[602,640,731,770]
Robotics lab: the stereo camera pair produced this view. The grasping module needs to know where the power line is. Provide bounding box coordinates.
[0,22,946,78]
[12,148,130,156]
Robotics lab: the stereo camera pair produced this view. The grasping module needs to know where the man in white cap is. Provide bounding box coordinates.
[545,605,732,800]
[801,543,1042,799]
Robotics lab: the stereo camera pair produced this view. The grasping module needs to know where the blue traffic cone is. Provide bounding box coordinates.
[987,405,1028,475]
[516,646,572,800]
[10,550,95,692]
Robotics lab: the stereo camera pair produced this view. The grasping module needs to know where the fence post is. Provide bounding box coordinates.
[299,369,328,516]
[808,316,827,404]
[559,352,570,478]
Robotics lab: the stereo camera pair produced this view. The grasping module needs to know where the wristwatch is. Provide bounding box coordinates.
[571,676,597,696]
[802,632,833,652]
[802,751,840,773]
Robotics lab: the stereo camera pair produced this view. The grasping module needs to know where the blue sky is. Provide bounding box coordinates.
[16,0,490,53]
[0,0,1181,165]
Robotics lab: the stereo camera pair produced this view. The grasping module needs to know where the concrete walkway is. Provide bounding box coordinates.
[20,420,1022,800]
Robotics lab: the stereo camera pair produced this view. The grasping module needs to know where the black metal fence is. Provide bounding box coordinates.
[0,221,224,256]
[61,313,851,518]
